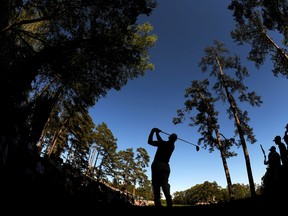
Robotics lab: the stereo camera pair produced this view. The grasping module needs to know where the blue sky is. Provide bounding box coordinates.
[89,0,288,195]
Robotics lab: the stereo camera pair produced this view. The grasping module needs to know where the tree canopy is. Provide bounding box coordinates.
[228,0,288,76]
[0,0,157,168]
[0,1,157,201]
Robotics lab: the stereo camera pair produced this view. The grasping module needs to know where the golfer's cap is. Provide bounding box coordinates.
[269,146,276,151]
[273,135,281,141]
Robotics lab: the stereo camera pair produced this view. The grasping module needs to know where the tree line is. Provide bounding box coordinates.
[172,181,262,206]
[0,0,157,202]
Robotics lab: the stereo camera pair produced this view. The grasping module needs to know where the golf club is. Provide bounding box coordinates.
[160,131,200,151]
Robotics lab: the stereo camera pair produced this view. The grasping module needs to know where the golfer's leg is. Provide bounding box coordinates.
[152,162,162,207]
[161,165,173,207]
[152,182,162,207]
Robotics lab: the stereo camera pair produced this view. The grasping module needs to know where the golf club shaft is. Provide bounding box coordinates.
[160,131,198,147]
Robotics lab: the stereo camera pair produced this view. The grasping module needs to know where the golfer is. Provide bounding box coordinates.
[147,127,177,208]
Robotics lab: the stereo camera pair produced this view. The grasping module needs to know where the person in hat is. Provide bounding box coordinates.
[264,146,281,167]
[273,135,288,169]
[263,145,281,194]
[147,127,177,208]
[283,124,288,148]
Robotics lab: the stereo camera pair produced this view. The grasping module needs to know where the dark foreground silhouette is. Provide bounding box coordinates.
[2,192,285,214]
[97,196,285,214]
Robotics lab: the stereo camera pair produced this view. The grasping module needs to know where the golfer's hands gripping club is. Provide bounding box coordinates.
[152,128,162,133]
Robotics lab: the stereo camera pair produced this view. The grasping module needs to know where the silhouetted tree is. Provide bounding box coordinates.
[172,181,256,206]
[200,40,262,197]
[88,122,118,182]
[173,181,224,205]
[0,0,157,185]
[173,79,236,200]
[132,148,150,197]
[228,0,288,76]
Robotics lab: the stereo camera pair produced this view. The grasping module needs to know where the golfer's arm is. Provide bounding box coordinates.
[156,132,163,142]
[148,131,155,145]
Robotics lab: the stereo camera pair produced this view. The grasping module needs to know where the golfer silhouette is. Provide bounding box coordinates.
[147,127,177,208]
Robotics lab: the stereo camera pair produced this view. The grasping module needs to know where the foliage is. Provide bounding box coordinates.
[0,0,157,172]
[228,0,288,77]
[0,0,157,202]
[172,181,261,206]
[174,40,262,198]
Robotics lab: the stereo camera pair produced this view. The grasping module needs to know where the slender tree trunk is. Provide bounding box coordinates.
[216,56,256,198]
[216,131,234,199]
[226,91,256,198]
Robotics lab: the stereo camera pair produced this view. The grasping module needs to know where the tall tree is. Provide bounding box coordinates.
[173,79,236,200]
[228,0,288,76]
[88,122,118,182]
[116,147,150,198]
[131,147,150,197]
[0,0,157,177]
[199,40,262,197]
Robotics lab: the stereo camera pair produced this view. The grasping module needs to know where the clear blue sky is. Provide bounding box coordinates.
[89,0,288,195]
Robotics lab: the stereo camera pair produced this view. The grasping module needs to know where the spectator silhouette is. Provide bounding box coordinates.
[262,146,281,196]
[273,135,288,169]
[283,124,288,149]
[147,128,177,208]
[282,124,288,193]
